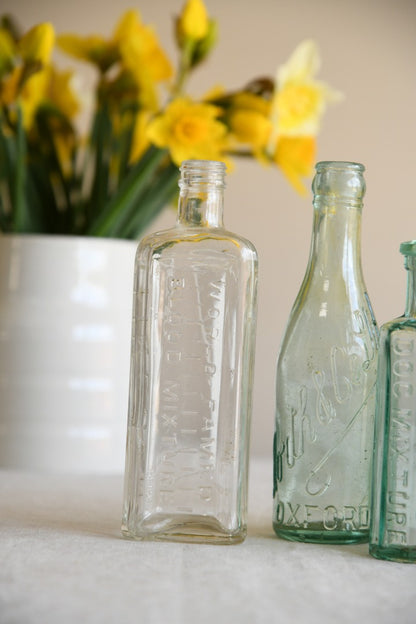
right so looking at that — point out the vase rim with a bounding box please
[0,233,138,247]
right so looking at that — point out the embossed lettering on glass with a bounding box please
[122,160,258,543]
[273,161,379,543]
[370,241,416,562]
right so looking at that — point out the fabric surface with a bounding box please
[1,458,415,624]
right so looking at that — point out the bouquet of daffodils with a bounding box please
[0,0,340,239]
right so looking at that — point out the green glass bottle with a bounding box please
[273,161,379,544]
[370,241,416,562]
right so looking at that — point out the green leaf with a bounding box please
[121,162,178,240]
[33,107,75,233]
[87,146,168,238]
[26,157,60,233]
[87,103,112,223]
[0,122,15,231]
[114,103,139,188]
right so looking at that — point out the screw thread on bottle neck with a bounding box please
[178,160,226,227]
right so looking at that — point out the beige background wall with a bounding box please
[7,0,416,456]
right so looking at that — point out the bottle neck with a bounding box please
[308,201,363,278]
[308,161,365,280]
[177,160,226,228]
[177,187,224,227]
[404,255,416,317]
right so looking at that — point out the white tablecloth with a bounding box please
[1,458,415,624]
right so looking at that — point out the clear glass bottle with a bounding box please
[273,161,379,544]
[370,240,416,563]
[122,159,258,544]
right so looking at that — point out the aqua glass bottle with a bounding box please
[122,159,258,544]
[273,161,379,544]
[370,241,416,563]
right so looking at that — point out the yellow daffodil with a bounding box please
[115,10,172,83]
[0,27,16,77]
[147,97,227,165]
[0,5,343,244]
[0,66,49,129]
[174,0,216,79]
[227,92,272,152]
[0,65,78,131]
[230,92,270,117]
[0,22,56,125]
[45,67,80,120]
[230,109,271,149]
[113,10,172,111]
[178,0,209,40]
[58,10,172,114]
[19,69,50,128]
[58,9,172,85]
[274,135,316,195]
[0,66,20,106]
[18,22,55,67]
[270,40,342,137]
[57,33,118,73]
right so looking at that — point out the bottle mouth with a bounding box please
[400,240,416,256]
[179,160,227,190]
[313,160,366,203]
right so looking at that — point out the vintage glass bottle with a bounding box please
[122,159,258,544]
[273,161,379,543]
[370,241,416,562]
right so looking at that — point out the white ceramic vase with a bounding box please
[0,235,137,473]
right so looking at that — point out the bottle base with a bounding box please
[273,522,369,545]
[122,513,246,545]
[369,544,416,563]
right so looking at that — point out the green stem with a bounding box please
[171,39,194,97]
[13,106,28,232]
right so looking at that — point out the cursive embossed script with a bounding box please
[275,306,378,498]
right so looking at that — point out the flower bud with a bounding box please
[179,0,209,41]
[190,18,217,66]
[19,22,55,66]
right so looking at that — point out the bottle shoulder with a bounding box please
[137,225,258,259]
[381,315,416,334]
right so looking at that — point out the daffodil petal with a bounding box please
[278,39,320,86]
[0,28,16,76]
[19,22,55,66]
[146,97,227,165]
[274,135,316,195]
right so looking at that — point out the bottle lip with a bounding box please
[180,159,227,174]
[312,160,366,203]
[180,159,227,171]
[400,240,416,256]
[315,161,365,173]
[179,159,227,190]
